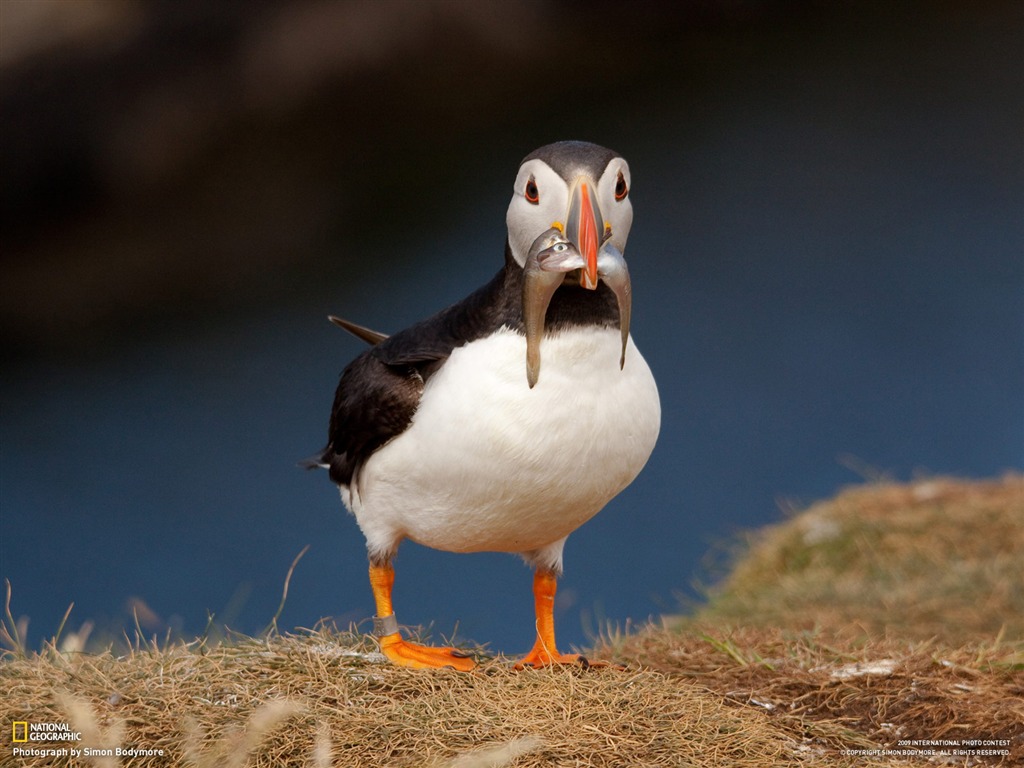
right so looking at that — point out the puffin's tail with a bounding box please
[328,315,389,345]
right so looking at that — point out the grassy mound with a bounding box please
[3,475,1022,766]
[693,475,1024,642]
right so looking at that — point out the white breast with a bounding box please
[344,326,660,560]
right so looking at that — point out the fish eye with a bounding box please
[525,176,539,204]
[614,171,628,201]
[552,243,567,252]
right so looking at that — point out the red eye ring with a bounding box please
[614,171,628,201]
[525,176,539,204]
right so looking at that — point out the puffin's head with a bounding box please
[506,141,632,288]
[508,141,635,388]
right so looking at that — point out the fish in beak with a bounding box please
[598,242,631,371]
[522,227,632,388]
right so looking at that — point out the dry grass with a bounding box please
[5,626,1020,767]
[598,625,1024,766]
[3,475,1023,766]
[3,629,810,768]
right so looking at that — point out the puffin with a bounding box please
[310,141,660,670]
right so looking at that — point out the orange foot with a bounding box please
[514,647,594,670]
[378,632,476,671]
[513,642,616,670]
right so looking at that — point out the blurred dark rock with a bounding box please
[1,0,735,358]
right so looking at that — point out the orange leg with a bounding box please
[514,569,602,669]
[368,562,475,671]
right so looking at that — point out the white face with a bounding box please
[506,156,633,268]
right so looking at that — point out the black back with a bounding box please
[319,244,620,487]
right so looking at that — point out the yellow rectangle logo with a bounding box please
[12,722,28,742]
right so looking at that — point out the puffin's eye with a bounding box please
[525,176,540,204]
[614,171,628,201]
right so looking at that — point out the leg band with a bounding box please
[373,613,399,637]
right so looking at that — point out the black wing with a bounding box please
[316,259,519,487]
[321,351,424,485]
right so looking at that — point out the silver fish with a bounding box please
[523,229,580,388]
[597,242,631,370]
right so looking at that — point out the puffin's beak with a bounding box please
[565,178,602,290]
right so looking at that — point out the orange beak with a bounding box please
[566,179,602,289]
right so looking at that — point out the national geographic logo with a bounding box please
[11,720,82,742]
